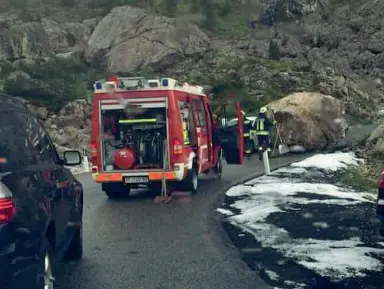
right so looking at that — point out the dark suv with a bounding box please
[0,94,84,289]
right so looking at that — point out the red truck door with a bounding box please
[191,97,211,172]
[215,102,244,165]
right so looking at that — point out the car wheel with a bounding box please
[37,238,54,289]
[183,167,198,194]
[64,225,83,261]
[103,183,130,198]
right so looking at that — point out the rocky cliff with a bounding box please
[1,0,384,153]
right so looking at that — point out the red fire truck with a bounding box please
[90,76,244,198]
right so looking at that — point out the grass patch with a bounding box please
[261,59,292,72]
[339,165,378,194]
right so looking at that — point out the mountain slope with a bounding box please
[0,0,382,121]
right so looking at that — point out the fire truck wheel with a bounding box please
[102,183,130,198]
[184,168,198,194]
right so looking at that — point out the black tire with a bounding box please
[64,225,83,261]
[37,238,55,289]
[103,183,130,198]
[183,167,198,194]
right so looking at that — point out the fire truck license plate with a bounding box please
[124,177,149,183]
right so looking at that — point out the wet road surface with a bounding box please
[55,154,306,289]
[219,155,384,289]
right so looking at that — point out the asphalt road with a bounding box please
[220,157,384,289]
[55,154,306,289]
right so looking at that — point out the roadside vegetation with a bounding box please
[0,0,362,116]
[339,161,379,195]
[1,57,106,111]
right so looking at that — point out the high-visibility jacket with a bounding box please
[254,113,274,135]
[243,117,252,138]
[182,120,190,144]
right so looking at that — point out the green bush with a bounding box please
[268,40,281,60]
[3,57,105,111]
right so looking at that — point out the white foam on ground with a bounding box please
[273,166,308,175]
[291,152,361,171]
[265,270,279,280]
[220,152,383,281]
[216,208,234,216]
[227,181,372,202]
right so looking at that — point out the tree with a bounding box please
[199,0,216,29]
[162,0,178,17]
[268,40,281,60]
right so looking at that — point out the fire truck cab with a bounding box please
[90,76,244,198]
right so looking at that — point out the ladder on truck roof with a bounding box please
[93,76,205,95]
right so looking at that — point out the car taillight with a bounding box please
[173,138,183,155]
[0,183,15,224]
[90,142,97,157]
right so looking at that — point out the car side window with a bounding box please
[0,110,38,172]
[24,113,61,165]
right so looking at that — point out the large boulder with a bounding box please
[363,124,384,155]
[267,92,347,151]
[0,18,95,60]
[85,6,210,72]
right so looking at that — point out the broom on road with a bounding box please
[154,139,172,204]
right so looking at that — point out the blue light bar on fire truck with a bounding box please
[94,81,117,92]
[161,78,204,94]
[95,81,102,89]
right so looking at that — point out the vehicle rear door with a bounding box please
[215,103,244,165]
[191,97,210,172]
[23,112,73,253]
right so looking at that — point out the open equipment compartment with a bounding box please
[100,98,168,172]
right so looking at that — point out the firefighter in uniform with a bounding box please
[255,106,276,160]
[241,111,253,156]
[181,111,191,145]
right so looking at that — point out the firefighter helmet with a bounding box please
[259,106,267,113]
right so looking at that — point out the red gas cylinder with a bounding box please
[113,148,136,170]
